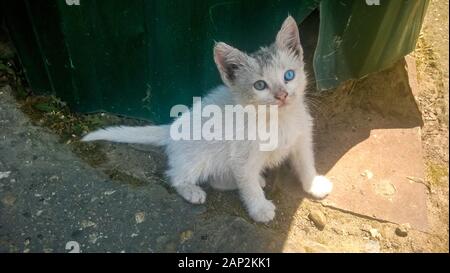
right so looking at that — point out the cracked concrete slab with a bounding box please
[318,59,427,231]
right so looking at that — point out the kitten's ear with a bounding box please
[276,16,302,57]
[214,42,250,86]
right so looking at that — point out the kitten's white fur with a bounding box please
[82,16,332,223]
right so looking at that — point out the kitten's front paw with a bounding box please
[176,185,207,204]
[304,176,333,199]
[248,199,276,223]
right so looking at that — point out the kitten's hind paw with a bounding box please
[304,176,333,199]
[176,185,207,204]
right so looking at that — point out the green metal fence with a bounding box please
[3,0,429,123]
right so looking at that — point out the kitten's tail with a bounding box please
[81,125,170,146]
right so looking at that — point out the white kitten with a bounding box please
[82,16,332,223]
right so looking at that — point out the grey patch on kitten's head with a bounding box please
[213,16,307,106]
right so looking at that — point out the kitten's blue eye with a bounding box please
[253,80,267,91]
[284,70,295,82]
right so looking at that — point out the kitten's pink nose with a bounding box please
[275,90,288,101]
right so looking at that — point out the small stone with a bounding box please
[369,228,381,239]
[43,248,53,253]
[36,210,44,217]
[1,194,16,206]
[361,170,374,180]
[104,190,116,196]
[180,230,193,244]
[395,223,411,237]
[0,171,11,180]
[81,220,96,229]
[49,175,59,182]
[135,212,145,224]
[308,210,327,230]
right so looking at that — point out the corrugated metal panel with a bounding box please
[315,0,429,90]
[3,0,428,123]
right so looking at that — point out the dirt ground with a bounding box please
[0,1,448,253]
[410,0,449,253]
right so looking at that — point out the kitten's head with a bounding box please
[214,16,307,107]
